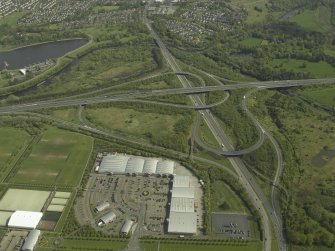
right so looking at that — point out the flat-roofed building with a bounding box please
[171,187,194,198]
[173,176,190,188]
[170,197,194,213]
[167,212,197,235]
[8,211,43,229]
[22,229,40,251]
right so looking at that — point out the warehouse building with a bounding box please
[120,220,134,235]
[97,154,175,175]
[167,176,197,235]
[21,229,40,251]
[98,212,116,226]
[94,201,110,213]
[7,211,43,229]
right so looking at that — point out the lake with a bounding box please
[0,39,88,70]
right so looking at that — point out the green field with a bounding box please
[0,11,27,27]
[11,127,92,186]
[299,86,335,107]
[211,180,248,214]
[92,5,119,13]
[85,106,182,140]
[141,241,262,251]
[230,0,272,24]
[290,6,334,33]
[268,59,335,78]
[240,38,263,48]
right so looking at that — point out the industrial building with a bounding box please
[98,212,116,226]
[120,220,134,235]
[97,154,175,175]
[21,229,40,251]
[7,211,43,229]
[167,176,197,235]
[94,201,110,213]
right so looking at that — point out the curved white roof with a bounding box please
[156,160,174,174]
[120,220,134,234]
[8,211,43,229]
[125,158,144,173]
[143,159,158,174]
[100,212,116,224]
[99,155,129,173]
[22,229,40,251]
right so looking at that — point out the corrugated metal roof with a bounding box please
[22,229,40,251]
[125,158,145,173]
[173,176,190,188]
[143,158,158,174]
[170,197,195,213]
[168,212,197,234]
[95,201,110,212]
[156,160,174,174]
[120,220,134,234]
[171,187,195,198]
[99,212,116,224]
[99,155,129,173]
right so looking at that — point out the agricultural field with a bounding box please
[141,241,262,251]
[240,38,263,48]
[299,86,335,107]
[290,6,334,33]
[10,127,93,186]
[268,59,335,78]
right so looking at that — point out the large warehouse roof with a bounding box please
[8,211,43,229]
[171,187,195,198]
[22,229,40,251]
[173,176,190,188]
[168,212,197,234]
[98,154,174,175]
[170,197,194,213]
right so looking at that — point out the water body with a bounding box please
[0,39,88,70]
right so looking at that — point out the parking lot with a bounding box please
[75,174,171,236]
[211,213,250,239]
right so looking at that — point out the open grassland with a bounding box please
[290,246,335,251]
[141,241,262,251]
[84,107,180,141]
[0,11,27,27]
[290,6,334,33]
[0,127,30,181]
[38,45,156,97]
[268,59,335,78]
[49,108,79,123]
[36,238,127,251]
[92,5,119,13]
[299,86,335,107]
[11,127,92,186]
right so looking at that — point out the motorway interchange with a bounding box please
[1,7,335,251]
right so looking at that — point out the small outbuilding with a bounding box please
[94,201,110,213]
[21,229,40,251]
[98,212,116,226]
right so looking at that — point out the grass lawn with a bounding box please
[0,11,27,27]
[50,108,79,123]
[11,127,93,186]
[290,6,334,33]
[0,127,30,181]
[141,241,262,251]
[290,246,335,251]
[240,38,263,48]
[324,48,335,57]
[36,239,127,251]
[299,86,335,107]
[211,180,248,214]
[268,59,335,78]
[84,107,183,142]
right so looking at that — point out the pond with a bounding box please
[0,39,88,70]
